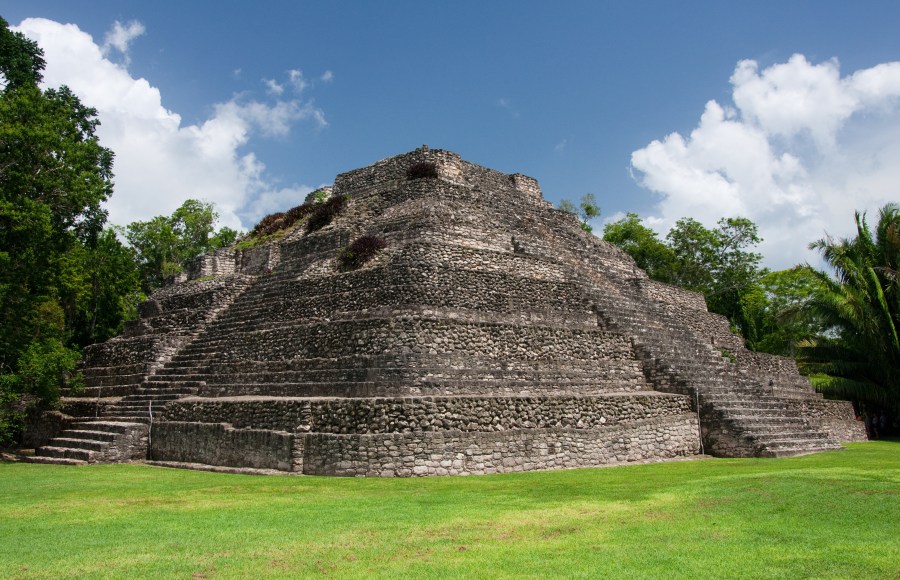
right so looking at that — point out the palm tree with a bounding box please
[801,203,900,412]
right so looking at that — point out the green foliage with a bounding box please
[603,213,764,336]
[126,199,239,292]
[664,217,765,334]
[0,337,81,446]
[558,194,601,233]
[210,226,241,249]
[337,235,387,271]
[0,17,45,90]
[0,18,138,444]
[72,228,143,347]
[718,348,737,363]
[602,213,676,282]
[0,389,27,447]
[313,188,330,203]
[740,266,825,355]
[799,203,900,411]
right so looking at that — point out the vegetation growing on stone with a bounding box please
[557,193,600,233]
[250,212,287,238]
[406,161,438,180]
[337,235,387,271]
[250,193,331,240]
[306,194,347,232]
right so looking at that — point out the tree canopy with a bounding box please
[0,18,140,445]
[126,199,240,293]
[603,213,765,335]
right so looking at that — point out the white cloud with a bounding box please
[101,20,145,63]
[320,70,334,83]
[263,78,284,96]
[631,54,900,269]
[288,69,307,93]
[14,18,324,231]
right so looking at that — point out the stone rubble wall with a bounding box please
[161,393,691,433]
[151,395,699,475]
[637,279,708,312]
[190,352,649,398]
[204,316,642,365]
[301,415,699,476]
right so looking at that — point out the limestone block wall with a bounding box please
[150,422,294,471]
[22,410,71,449]
[184,248,237,279]
[784,399,867,442]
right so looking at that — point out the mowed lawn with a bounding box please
[1,441,898,579]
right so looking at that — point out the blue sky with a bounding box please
[5,1,900,268]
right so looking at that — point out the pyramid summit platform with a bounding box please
[27,147,866,475]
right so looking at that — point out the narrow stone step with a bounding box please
[35,446,94,462]
[77,420,149,431]
[49,437,110,452]
[24,456,87,466]
[63,429,120,442]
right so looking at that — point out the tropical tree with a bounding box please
[739,265,825,356]
[602,212,676,283]
[0,18,126,444]
[126,199,240,292]
[603,213,765,335]
[800,203,900,410]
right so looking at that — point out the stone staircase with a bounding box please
[503,210,845,458]
[584,279,841,457]
[27,384,200,465]
[30,275,260,465]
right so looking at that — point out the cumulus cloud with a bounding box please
[14,18,324,231]
[320,70,334,83]
[631,54,900,269]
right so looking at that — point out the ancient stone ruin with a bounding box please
[27,147,866,475]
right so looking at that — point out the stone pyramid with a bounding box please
[28,147,865,475]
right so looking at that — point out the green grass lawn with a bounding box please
[1,441,898,579]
